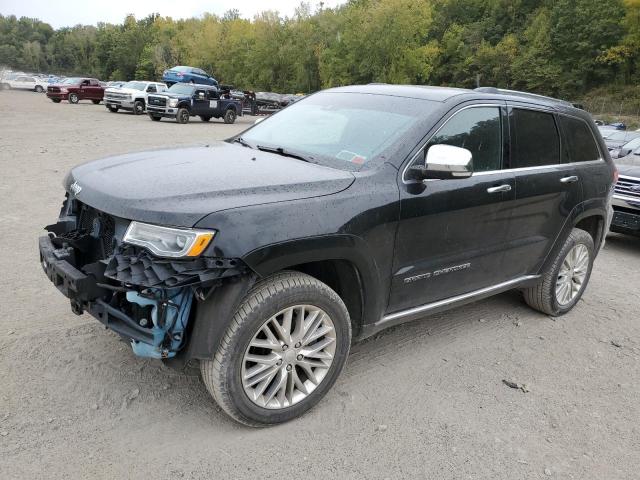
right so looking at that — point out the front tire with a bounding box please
[149,114,161,121]
[223,108,237,124]
[523,228,594,316]
[176,107,190,124]
[133,99,144,114]
[200,271,351,426]
[68,93,79,104]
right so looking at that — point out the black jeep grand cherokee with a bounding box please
[40,85,615,426]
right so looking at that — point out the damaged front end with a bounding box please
[39,195,245,359]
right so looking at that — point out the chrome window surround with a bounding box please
[401,104,605,184]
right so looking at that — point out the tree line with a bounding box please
[1,0,639,98]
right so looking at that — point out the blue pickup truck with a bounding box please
[146,83,242,124]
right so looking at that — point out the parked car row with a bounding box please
[42,74,243,124]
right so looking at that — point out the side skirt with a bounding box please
[359,275,540,340]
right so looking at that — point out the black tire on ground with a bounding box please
[223,108,237,124]
[522,228,595,316]
[133,99,144,114]
[92,99,101,104]
[199,115,211,122]
[35,85,44,93]
[176,107,190,124]
[68,93,79,104]
[51,99,61,103]
[107,105,119,113]
[200,271,352,426]
[149,114,161,121]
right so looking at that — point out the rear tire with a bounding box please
[133,99,144,114]
[200,271,351,426]
[523,228,595,316]
[176,107,190,124]
[223,108,237,124]
[68,93,79,104]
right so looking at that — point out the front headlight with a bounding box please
[123,221,215,258]
[168,98,178,107]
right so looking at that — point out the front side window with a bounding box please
[509,108,560,168]
[559,116,601,162]
[427,106,502,172]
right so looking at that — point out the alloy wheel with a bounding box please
[241,305,336,409]
[555,244,589,306]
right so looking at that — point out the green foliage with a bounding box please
[0,0,638,96]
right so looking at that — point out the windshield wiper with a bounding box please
[256,145,311,163]
[233,137,253,148]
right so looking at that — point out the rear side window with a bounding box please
[428,106,503,172]
[559,116,601,162]
[509,108,560,168]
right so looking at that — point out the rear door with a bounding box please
[388,103,517,313]
[500,104,583,279]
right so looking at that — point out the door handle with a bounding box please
[560,175,579,183]
[487,184,512,193]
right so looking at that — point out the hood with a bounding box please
[150,91,190,100]
[105,87,141,94]
[66,142,355,227]
[615,154,640,178]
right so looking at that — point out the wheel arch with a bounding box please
[242,235,383,339]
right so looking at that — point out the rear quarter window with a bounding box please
[559,115,601,162]
[509,108,561,168]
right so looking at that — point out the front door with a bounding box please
[192,89,209,115]
[388,104,517,313]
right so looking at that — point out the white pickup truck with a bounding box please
[1,74,49,92]
[104,80,168,114]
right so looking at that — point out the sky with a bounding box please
[1,0,347,28]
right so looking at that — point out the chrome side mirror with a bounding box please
[406,144,473,181]
[426,144,473,178]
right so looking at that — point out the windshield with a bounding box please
[123,81,146,90]
[241,92,429,167]
[167,83,194,95]
[61,77,82,84]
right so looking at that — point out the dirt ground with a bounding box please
[0,90,638,479]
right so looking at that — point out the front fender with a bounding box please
[243,234,385,332]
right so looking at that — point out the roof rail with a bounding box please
[474,87,573,108]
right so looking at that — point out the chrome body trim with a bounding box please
[381,275,539,323]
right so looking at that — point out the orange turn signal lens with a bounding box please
[186,233,214,257]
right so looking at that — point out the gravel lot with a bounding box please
[1,90,639,479]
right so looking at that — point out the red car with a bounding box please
[46,77,104,104]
